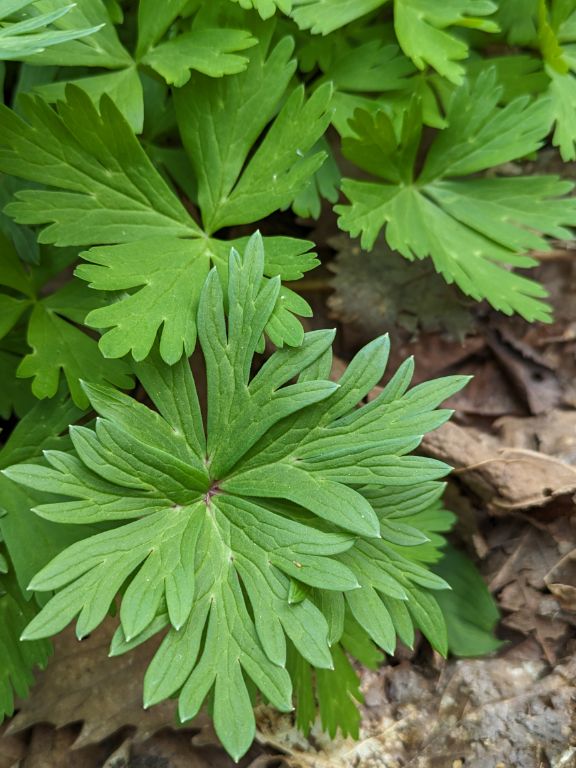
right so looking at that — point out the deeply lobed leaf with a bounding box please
[0,73,326,361]
[5,234,469,759]
[336,70,576,321]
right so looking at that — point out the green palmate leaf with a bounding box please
[394,0,499,84]
[0,390,95,724]
[291,138,341,220]
[138,4,259,87]
[0,83,319,360]
[495,0,576,161]
[465,55,550,102]
[289,620,379,740]
[75,239,211,364]
[33,66,145,136]
[0,384,80,469]
[174,35,333,233]
[24,1,260,131]
[0,175,40,265]
[75,235,318,363]
[315,40,416,94]
[547,66,576,160]
[0,86,200,245]
[496,0,538,44]
[0,0,102,60]
[5,234,470,761]
[136,0,191,58]
[0,230,34,297]
[18,297,133,409]
[313,38,432,134]
[291,0,389,35]
[336,70,576,322]
[0,293,28,339]
[338,488,456,656]
[0,347,36,419]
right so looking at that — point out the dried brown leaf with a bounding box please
[5,618,207,748]
[0,722,25,768]
[422,422,576,511]
[496,410,576,464]
[327,236,473,341]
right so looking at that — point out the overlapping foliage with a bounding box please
[6,235,469,758]
[0,0,571,760]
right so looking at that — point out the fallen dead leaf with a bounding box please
[5,617,203,748]
[16,724,112,768]
[0,722,25,768]
[485,520,576,663]
[327,235,473,339]
[485,324,563,415]
[421,422,576,511]
[496,410,576,464]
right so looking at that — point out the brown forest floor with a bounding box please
[1,151,575,768]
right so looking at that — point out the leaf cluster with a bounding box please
[6,235,481,758]
[0,0,558,758]
[0,0,573,328]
